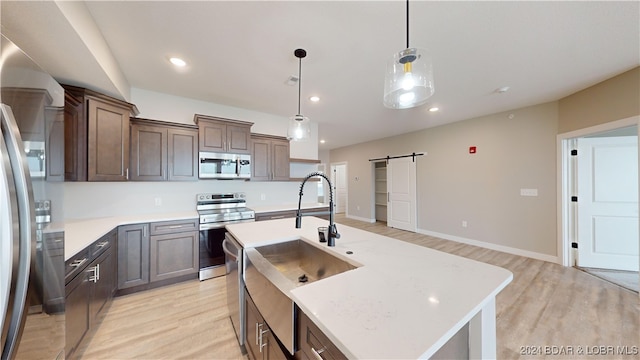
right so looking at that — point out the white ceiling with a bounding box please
[2,1,639,151]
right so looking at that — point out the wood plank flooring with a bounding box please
[77,215,639,359]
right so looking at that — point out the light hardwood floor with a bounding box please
[78,215,639,359]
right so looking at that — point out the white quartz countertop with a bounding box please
[63,211,198,261]
[226,217,513,359]
[250,202,328,214]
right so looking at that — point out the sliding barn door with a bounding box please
[387,157,417,232]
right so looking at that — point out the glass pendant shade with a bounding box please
[287,114,311,141]
[383,47,434,109]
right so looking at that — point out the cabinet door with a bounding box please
[45,106,65,181]
[130,123,167,181]
[199,120,226,152]
[43,232,65,314]
[227,124,251,154]
[168,128,198,181]
[87,97,130,181]
[251,138,271,181]
[296,308,347,360]
[149,231,198,282]
[65,268,90,358]
[271,139,290,181]
[117,224,150,289]
[89,246,116,327]
[64,92,86,181]
[245,290,263,360]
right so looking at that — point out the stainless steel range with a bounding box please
[197,192,254,280]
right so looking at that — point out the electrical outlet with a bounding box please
[260,194,266,200]
[462,220,467,228]
[154,197,162,206]
[357,205,360,211]
[520,188,538,197]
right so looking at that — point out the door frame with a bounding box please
[557,115,640,268]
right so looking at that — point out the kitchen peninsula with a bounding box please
[226,217,513,359]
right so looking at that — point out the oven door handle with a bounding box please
[222,239,238,261]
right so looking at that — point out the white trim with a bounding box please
[346,214,376,223]
[556,115,640,268]
[416,228,559,264]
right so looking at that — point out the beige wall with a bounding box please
[331,102,559,257]
[559,67,640,133]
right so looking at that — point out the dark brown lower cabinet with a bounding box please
[117,223,150,289]
[65,230,117,359]
[149,225,198,282]
[295,306,347,360]
[245,289,288,360]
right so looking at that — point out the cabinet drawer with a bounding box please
[255,210,296,222]
[296,307,347,360]
[65,248,90,284]
[149,218,198,235]
[92,229,116,258]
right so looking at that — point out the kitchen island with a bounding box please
[226,216,513,359]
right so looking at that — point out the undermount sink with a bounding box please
[254,239,358,285]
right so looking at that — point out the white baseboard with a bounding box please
[416,228,560,264]
[345,214,376,223]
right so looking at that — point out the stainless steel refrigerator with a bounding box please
[1,34,65,359]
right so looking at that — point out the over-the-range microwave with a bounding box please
[199,152,251,179]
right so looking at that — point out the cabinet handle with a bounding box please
[311,347,326,360]
[70,258,87,268]
[89,265,98,283]
[269,215,286,220]
[255,322,260,346]
[168,225,183,229]
[97,263,101,281]
[259,326,270,353]
[143,226,147,237]
[126,168,129,180]
[96,241,109,248]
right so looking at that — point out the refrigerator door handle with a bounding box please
[0,104,35,359]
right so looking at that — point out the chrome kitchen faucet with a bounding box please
[295,172,340,246]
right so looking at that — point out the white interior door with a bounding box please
[387,157,417,232]
[577,136,639,271]
[332,164,347,214]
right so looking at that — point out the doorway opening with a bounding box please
[558,117,639,293]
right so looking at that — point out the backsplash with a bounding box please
[63,180,318,220]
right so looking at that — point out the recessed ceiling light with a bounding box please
[169,57,187,67]
[309,96,320,102]
[320,139,326,144]
[496,86,510,93]
[428,107,439,112]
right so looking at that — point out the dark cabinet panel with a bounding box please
[194,114,253,154]
[167,127,198,180]
[130,122,167,181]
[45,106,65,181]
[117,224,150,289]
[149,231,198,282]
[65,267,90,358]
[62,85,137,181]
[245,289,288,360]
[251,134,290,181]
[130,118,198,181]
[296,307,347,360]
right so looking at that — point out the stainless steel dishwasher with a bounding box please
[222,233,245,352]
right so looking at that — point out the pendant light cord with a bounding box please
[297,56,302,115]
[406,0,409,49]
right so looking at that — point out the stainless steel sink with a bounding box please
[243,238,359,355]
[254,239,357,285]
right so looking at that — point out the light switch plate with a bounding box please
[520,188,538,197]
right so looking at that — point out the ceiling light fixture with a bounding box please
[309,96,320,102]
[169,57,186,67]
[383,0,434,109]
[287,49,311,142]
[428,107,439,112]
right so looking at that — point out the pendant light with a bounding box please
[287,48,311,141]
[383,0,434,109]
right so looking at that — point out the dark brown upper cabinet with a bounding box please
[130,118,198,181]
[62,85,139,181]
[251,133,290,181]
[194,114,253,154]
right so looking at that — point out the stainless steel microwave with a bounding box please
[199,152,251,179]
